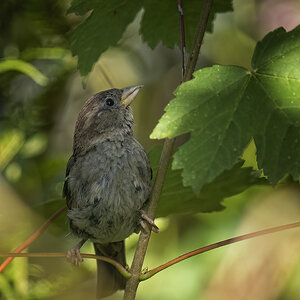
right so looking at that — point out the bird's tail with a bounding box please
[93,241,126,299]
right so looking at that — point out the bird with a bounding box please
[63,85,158,298]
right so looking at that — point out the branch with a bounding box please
[183,0,214,82]
[123,140,175,299]
[2,221,299,282]
[0,252,131,279]
[177,0,186,77]
[139,221,300,281]
[0,205,67,273]
[123,1,214,299]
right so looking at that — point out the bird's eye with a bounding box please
[106,98,114,106]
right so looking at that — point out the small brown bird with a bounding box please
[63,85,158,298]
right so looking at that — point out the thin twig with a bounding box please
[177,0,186,77]
[0,205,67,273]
[123,1,214,299]
[0,252,131,279]
[139,221,300,280]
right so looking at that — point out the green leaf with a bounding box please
[151,26,300,192]
[249,26,300,183]
[0,59,48,86]
[140,0,232,50]
[69,0,232,76]
[68,0,142,77]
[148,147,266,217]
[151,65,251,192]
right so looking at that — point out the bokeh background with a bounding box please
[0,0,300,299]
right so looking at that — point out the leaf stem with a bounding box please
[139,221,300,281]
[0,252,131,279]
[123,1,214,299]
[0,205,67,273]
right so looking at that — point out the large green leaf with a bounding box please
[148,147,266,217]
[68,0,142,77]
[251,27,300,182]
[151,26,300,192]
[140,0,232,50]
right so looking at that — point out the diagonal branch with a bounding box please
[123,1,214,299]
[183,0,213,82]
[139,220,300,280]
[0,205,67,273]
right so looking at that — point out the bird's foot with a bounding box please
[66,239,86,267]
[66,248,83,266]
[140,210,159,233]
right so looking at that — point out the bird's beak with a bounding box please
[121,85,143,106]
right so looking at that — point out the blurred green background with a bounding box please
[0,0,300,299]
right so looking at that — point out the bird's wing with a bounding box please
[63,154,76,208]
[131,138,152,182]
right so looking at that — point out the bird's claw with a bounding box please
[140,210,159,233]
[66,248,83,267]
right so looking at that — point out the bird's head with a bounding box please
[73,85,143,154]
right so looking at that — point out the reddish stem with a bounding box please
[0,205,67,272]
[139,221,300,280]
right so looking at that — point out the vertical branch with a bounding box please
[177,0,186,78]
[123,0,214,299]
[123,139,175,300]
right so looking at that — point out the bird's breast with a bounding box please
[67,137,151,243]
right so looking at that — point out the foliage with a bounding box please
[140,0,232,50]
[68,0,141,77]
[68,0,232,76]
[151,26,300,192]
[149,146,267,216]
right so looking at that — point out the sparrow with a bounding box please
[63,85,158,298]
